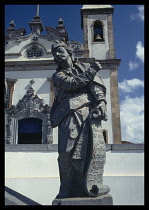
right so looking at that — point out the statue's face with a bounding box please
[52,46,69,64]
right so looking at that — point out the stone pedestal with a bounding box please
[52,194,113,205]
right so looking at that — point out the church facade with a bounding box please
[5,5,122,146]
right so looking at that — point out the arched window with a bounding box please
[94,20,104,42]
[102,129,108,143]
[26,45,43,58]
[18,118,42,144]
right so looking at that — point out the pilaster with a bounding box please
[107,14,116,59]
[82,14,89,58]
[110,70,122,144]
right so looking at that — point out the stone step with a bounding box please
[5,186,41,205]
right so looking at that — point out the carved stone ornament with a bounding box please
[67,40,84,52]
[5,82,52,144]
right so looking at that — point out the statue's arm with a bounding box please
[52,68,98,91]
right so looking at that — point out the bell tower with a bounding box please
[81,4,116,59]
[81,5,122,144]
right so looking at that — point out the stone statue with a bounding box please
[50,40,110,199]
[5,79,8,108]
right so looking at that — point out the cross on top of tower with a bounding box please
[36,5,39,17]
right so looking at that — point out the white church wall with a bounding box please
[5,149,144,182]
[5,151,59,178]
[5,147,144,205]
[5,70,54,105]
[98,69,113,143]
[53,127,58,144]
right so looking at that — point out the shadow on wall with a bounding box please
[24,80,50,94]
[36,80,50,94]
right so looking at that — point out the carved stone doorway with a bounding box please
[18,118,42,144]
[5,80,53,144]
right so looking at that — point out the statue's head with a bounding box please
[51,40,75,67]
[51,40,67,54]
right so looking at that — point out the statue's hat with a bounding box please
[51,40,67,53]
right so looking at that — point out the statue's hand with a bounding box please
[90,62,102,72]
[96,101,108,121]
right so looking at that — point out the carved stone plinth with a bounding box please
[52,194,113,205]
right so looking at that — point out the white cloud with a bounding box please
[118,78,144,93]
[137,5,144,21]
[120,96,144,143]
[130,5,144,21]
[119,78,144,143]
[128,41,144,71]
[136,41,144,63]
[128,61,139,71]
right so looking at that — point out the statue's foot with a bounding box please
[55,194,74,199]
[55,187,75,199]
[89,184,110,197]
[55,192,74,199]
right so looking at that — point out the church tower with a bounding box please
[81,5,122,144]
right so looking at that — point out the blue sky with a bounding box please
[5,5,144,143]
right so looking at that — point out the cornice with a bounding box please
[5,58,121,71]
[81,7,114,15]
[78,58,121,70]
[99,59,121,70]
[5,59,57,71]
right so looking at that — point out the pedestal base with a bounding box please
[52,194,113,205]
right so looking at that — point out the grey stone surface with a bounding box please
[52,194,113,205]
[5,186,41,205]
[112,144,144,151]
[106,144,112,151]
[5,197,18,205]
[5,143,144,152]
[5,144,58,151]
